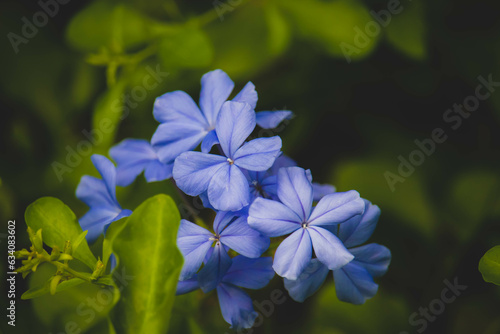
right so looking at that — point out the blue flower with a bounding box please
[177,256,275,330]
[76,154,132,242]
[248,166,365,280]
[283,200,391,304]
[176,210,269,292]
[151,69,291,165]
[109,139,173,186]
[173,101,282,211]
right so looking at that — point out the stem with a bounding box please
[53,262,93,282]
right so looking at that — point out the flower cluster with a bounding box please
[75,69,391,329]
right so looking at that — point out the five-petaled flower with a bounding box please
[173,101,282,211]
[248,166,365,280]
[284,199,391,304]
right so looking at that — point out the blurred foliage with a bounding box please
[1,0,500,333]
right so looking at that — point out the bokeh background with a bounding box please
[2,0,500,333]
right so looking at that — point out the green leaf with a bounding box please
[66,2,160,52]
[278,0,379,61]
[264,3,291,56]
[385,3,427,60]
[102,217,128,269]
[22,278,86,300]
[111,194,183,334]
[479,246,500,285]
[25,197,98,270]
[158,27,214,69]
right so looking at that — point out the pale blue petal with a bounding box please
[220,216,270,258]
[222,256,274,289]
[207,164,250,211]
[151,121,207,163]
[213,210,238,235]
[232,81,258,109]
[308,226,354,271]
[248,197,301,237]
[144,160,173,182]
[76,175,117,210]
[273,229,313,280]
[270,154,297,175]
[91,154,117,202]
[284,259,329,302]
[339,200,380,248]
[255,110,293,129]
[153,90,207,126]
[201,129,219,153]
[312,183,337,201]
[333,263,378,305]
[233,136,282,171]
[308,190,365,227]
[198,243,232,293]
[109,139,158,186]
[199,69,235,125]
[177,219,213,280]
[217,283,258,329]
[173,152,227,196]
[79,207,121,242]
[277,167,313,222]
[349,243,391,278]
[215,101,256,158]
[176,276,199,295]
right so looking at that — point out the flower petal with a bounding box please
[201,129,219,153]
[220,216,270,258]
[312,183,336,201]
[213,210,238,235]
[173,151,226,196]
[198,243,232,293]
[176,276,199,295]
[270,154,297,175]
[222,256,274,289]
[333,262,378,305]
[308,226,354,271]
[151,121,208,163]
[109,139,158,186]
[339,200,380,248]
[215,101,256,158]
[277,167,313,222]
[233,136,282,171]
[91,154,118,202]
[248,197,301,237]
[177,219,213,280]
[349,243,391,278]
[199,69,235,125]
[308,190,365,227]
[207,164,250,211]
[284,259,329,302]
[273,229,313,280]
[153,90,207,125]
[79,206,121,242]
[217,283,258,329]
[232,81,258,109]
[144,159,173,182]
[255,110,293,129]
[76,175,117,210]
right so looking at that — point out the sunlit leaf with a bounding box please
[25,197,97,270]
[479,246,500,286]
[111,194,183,334]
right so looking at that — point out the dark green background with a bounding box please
[1,0,500,333]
